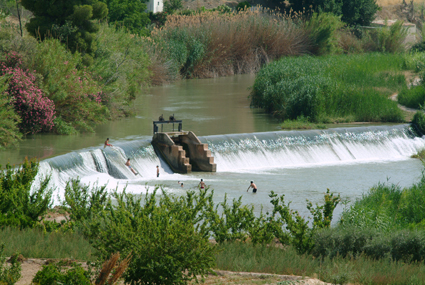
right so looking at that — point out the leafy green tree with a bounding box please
[20,0,108,58]
[100,0,150,35]
[83,188,218,285]
[340,0,379,26]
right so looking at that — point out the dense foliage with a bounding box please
[0,158,52,229]
[251,53,406,123]
[89,24,151,117]
[100,0,150,35]
[26,39,108,133]
[32,262,91,285]
[21,0,108,62]
[0,75,21,148]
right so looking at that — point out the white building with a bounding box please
[147,0,163,13]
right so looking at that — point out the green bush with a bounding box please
[398,85,425,109]
[0,75,21,148]
[412,112,425,135]
[32,262,91,285]
[63,178,108,223]
[236,1,251,11]
[305,13,344,55]
[0,158,52,229]
[362,21,408,53]
[0,243,21,285]
[411,41,425,53]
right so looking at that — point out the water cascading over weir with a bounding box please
[151,117,216,173]
[36,124,425,197]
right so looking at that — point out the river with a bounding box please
[2,74,425,221]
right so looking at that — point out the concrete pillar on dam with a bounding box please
[152,131,216,174]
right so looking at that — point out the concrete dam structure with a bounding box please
[151,118,216,173]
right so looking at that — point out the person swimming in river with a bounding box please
[247,181,257,193]
[198,179,206,189]
[104,138,113,148]
[125,158,138,176]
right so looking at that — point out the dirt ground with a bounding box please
[15,258,331,285]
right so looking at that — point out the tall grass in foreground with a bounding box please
[0,227,95,260]
[215,242,425,285]
[251,53,407,123]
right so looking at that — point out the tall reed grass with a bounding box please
[215,242,425,285]
[0,227,95,260]
[150,10,313,78]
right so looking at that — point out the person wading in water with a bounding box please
[247,181,257,193]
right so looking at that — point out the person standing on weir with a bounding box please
[156,165,160,177]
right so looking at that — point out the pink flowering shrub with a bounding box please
[0,52,55,134]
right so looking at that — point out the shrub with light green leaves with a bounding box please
[32,261,91,285]
[0,158,52,229]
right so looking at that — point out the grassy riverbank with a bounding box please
[251,53,411,124]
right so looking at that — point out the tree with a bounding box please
[100,0,150,35]
[164,0,183,13]
[340,0,379,26]
[20,0,108,59]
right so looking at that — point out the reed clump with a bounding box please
[151,9,312,78]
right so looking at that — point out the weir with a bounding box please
[36,124,425,197]
[151,118,216,173]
